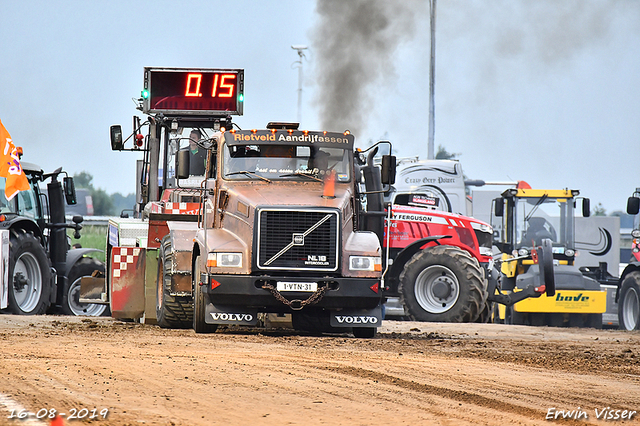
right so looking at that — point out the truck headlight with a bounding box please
[349,256,381,272]
[207,252,243,268]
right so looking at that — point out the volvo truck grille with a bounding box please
[256,209,339,271]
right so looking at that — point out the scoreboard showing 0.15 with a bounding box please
[143,67,244,116]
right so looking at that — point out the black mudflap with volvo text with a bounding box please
[329,306,382,328]
[206,304,259,326]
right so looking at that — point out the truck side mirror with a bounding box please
[381,155,396,185]
[582,198,590,217]
[110,125,124,150]
[63,176,77,205]
[493,198,503,217]
[628,196,640,215]
[176,149,190,179]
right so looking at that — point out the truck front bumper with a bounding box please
[202,274,382,311]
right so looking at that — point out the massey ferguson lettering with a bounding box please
[391,211,450,225]
[393,213,434,222]
[334,315,380,325]
[210,313,254,322]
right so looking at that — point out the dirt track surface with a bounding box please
[0,316,638,426]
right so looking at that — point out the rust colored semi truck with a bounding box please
[81,68,394,337]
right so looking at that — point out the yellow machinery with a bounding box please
[492,187,606,327]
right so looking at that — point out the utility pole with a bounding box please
[291,45,308,123]
[428,0,437,159]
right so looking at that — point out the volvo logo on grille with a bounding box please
[292,233,304,245]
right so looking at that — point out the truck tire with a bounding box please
[7,229,51,315]
[399,245,486,323]
[61,257,108,316]
[192,255,217,334]
[156,239,193,329]
[618,271,640,330]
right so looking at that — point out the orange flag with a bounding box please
[0,119,30,201]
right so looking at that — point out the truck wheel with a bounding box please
[399,245,486,322]
[618,271,640,330]
[352,327,376,338]
[7,229,51,315]
[156,238,193,329]
[192,255,217,334]
[61,257,108,316]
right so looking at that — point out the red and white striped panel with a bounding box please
[112,247,142,278]
[164,202,200,215]
[148,202,163,213]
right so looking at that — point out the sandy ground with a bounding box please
[0,315,637,426]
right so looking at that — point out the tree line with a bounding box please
[73,172,135,216]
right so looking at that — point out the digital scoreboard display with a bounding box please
[143,68,244,115]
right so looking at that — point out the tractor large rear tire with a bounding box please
[6,229,51,315]
[399,245,487,323]
[475,301,493,323]
[156,238,193,329]
[193,255,217,334]
[618,271,640,331]
[61,257,108,316]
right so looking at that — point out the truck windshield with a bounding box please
[515,196,574,249]
[222,144,351,182]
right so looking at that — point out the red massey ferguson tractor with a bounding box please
[382,203,493,322]
[356,147,554,323]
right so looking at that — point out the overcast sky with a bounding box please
[1,0,639,213]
